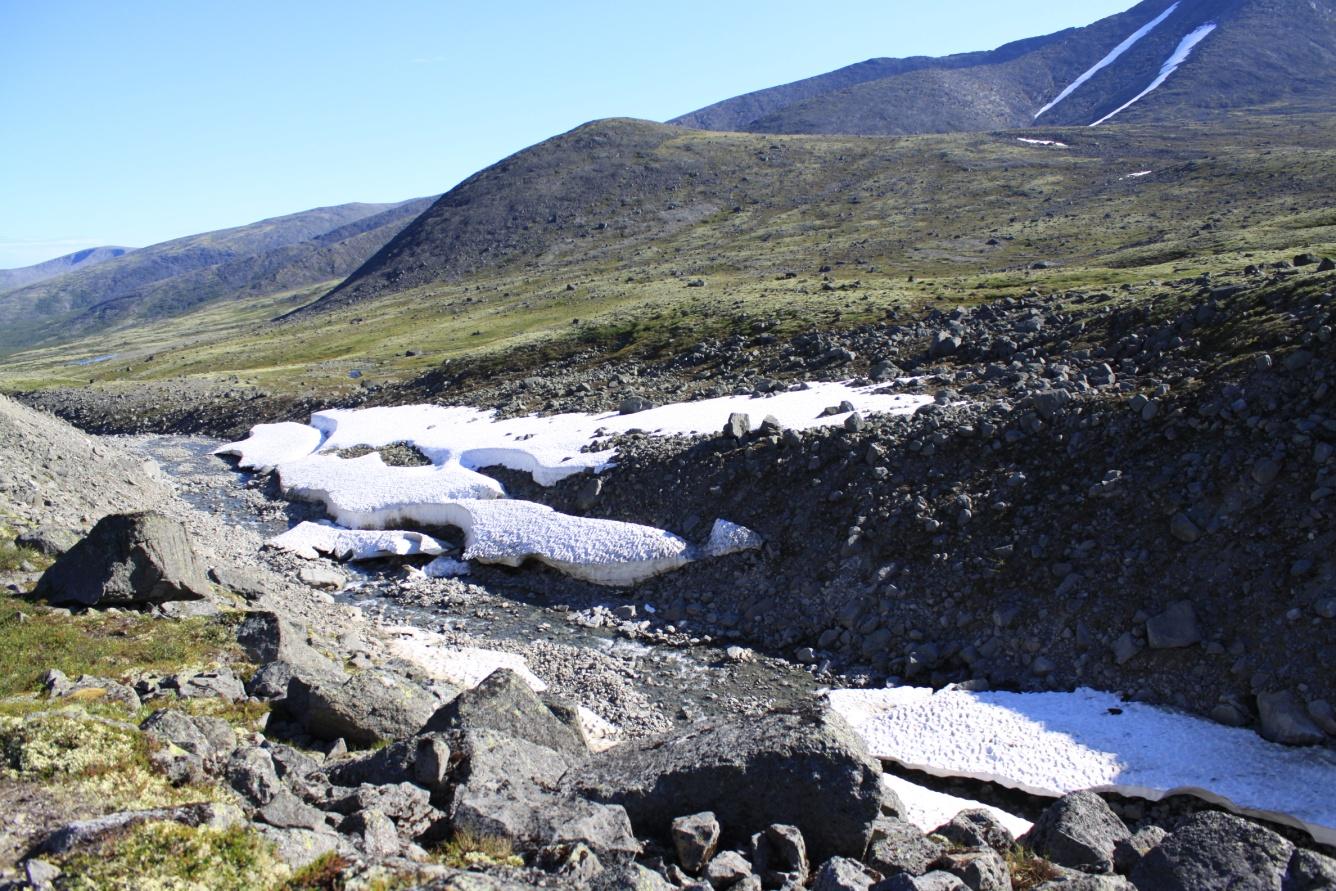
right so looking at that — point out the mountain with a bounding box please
[0,199,435,352]
[671,0,1336,135]
[299,110,1335,322]
[0,246,134,295]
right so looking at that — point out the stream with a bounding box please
[129,434,830,736]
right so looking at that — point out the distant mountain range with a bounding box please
[0,199,434,352]
[672,0,1336,135]
[0,246,134,295]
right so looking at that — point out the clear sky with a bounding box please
[0,0,1132,269]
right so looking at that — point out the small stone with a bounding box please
[1145,601,1201,649]
[1257,690,1326,745]
[811,856,881,891]
[1168,513,1201,543]
[673,812,722,874]
[298,565,345,590]
[705,850,752,888]
[724,413,752,440]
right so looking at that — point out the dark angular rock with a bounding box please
[935,849,1011,891]
[35,512,211,607]
[811,856,881,891]
[1130,811,1293,890]
[16,526,78,557]
[257,790,328,831]
[294,668,438,747]
[933,809,1015,854]
[562,705,883,863]
[866,817,943,879]
[1257,690,1327,746]
[877,872,969,890]
[673,811,721,874]
[1023,791,1128,874]
[1112,825,1166,874]
[423,668,586,759]
[226,746,283,806]
[704,850,752,888]
[1145,601,1201,650]
[1287,848,1336,890]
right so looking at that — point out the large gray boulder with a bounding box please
[866,817,944,879]
[561,705,884,863]
[35,512,211,607]
[446,725,637,859]
[237,611,346,699]
[1130,811,1293,890]
[423,668,587,759]
[1023,792,1128,874]
[292,668,438,747]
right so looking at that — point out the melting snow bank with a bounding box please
[882,774,1032,839]
[828,686,1336,845]
[1035,1,1181,119]
[221,381,928,585]
[1016,137,1069,148]
[1092,22,1218,127]
[269,521,446,561]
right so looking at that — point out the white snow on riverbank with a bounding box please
[828,686,1336,845]
[387,625,548,692]
[1035,2,1181,119]
[1092,22,1218,127]
[882,774,1032,839]
[268,521,446,561]
[220,382,922,585]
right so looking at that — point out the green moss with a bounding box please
[58,821,284,891]
[0,590,246,698]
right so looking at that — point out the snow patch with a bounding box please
[386,626,548,692]
[1121,170,1155,179]
[828,686,1336,845]
[224,382,919,585]
[1091,22,1218,127]
[216,422,324,473]
[1035,2,1181,119]
[882,774,1032,839]
[1016,138,1069,148]
[277,452,504,528]
[267,521,446,561]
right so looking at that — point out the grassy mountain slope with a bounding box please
[0,199,433,353]
[0,247,135,295]
[672,0,1336,136]
[2,113,1332,404]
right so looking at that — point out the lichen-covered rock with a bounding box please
[36,511,212,607]
[293,668,438,746]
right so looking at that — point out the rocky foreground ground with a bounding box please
[2,260,1336,889]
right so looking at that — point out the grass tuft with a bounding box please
[57,821,284,891]
[435,830,524,869]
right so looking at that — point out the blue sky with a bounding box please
[0,1,1131,268]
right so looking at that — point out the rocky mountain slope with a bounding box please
[672,0,1336,135]
[0,198,434,354]
[0,247,134,295]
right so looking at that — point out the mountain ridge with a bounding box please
[0,246,135,295]
[670,0,1336,136]
[0,199,435,353]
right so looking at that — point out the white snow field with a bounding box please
[1016,137,1069,148]
[1034,1,1181,119]
[220,382,928,585]
[828,686,1336,845]
[882,774,1032,839]
[1092,22,1218,127]
[269,521,446,561]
